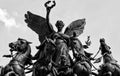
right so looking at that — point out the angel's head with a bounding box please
[55,20,65,32]
[100,38,105,43]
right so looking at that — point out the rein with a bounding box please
[97,52,111,60]
[74,50,98,70]
[80,53,98,70]
[93,49,101,59]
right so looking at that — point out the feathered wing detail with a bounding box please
[64,18,86,37]
[24,11,54,43]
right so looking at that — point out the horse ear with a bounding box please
[18,38,22,40]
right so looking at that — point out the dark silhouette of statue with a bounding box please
[32,38,57,76]
[69,32,94,76]
[24,0,88,76]
[94,38,120,76]
[1,38,32,76]
[99,38,111,55]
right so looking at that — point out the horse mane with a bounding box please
[35,39,55,61]
[71,37,83,48]
[36,42,46,60]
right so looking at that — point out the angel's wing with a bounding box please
[25,11,54,43]
[64,18,86,37]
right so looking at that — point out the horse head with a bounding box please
[32,38,56,76]
[71,37,83,51]
[9,38,32,52]
[36,37,56,63]
[44,37,56,59]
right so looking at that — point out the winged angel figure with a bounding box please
[24,0,86,44]
[24,1,87,76]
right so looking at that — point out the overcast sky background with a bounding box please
[0,0,120,75]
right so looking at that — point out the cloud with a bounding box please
[0,8,19,28]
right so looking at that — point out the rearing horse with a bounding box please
[97,38,120,76]
[32,38,56,76]
[1,38,32,76]
[70,37,93,76]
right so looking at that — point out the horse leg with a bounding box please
[12,65,25,76]
[91,72,98,76]
[73,63,84,75]
[47,73,53,76]
[4,71,18,76]
[73,62,91,76]
[74,74,77,76]
[103,72,112,76]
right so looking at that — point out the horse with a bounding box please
[97,53,120,76]
[0,38,32,76]
[70,37,93,76]
[50,33,74,76]
[32,36,73,76]
[32,38,57,76]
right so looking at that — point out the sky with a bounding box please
[0,0,120,75]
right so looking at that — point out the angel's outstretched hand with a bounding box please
[44,0,56,12]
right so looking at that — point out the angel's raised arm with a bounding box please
[44,1,56,31]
